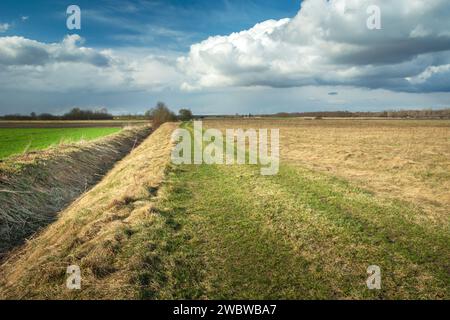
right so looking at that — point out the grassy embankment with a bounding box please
[0,123,177,299]
[0,120,448,299]
[0,126,152,259]
[0,127,122,159]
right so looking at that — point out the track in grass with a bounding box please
[131,160,449,299]
[0,127,121,159]
[124,122,449,299]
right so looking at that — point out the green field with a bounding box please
[0,127,121,159]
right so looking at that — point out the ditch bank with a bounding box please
[0,123,177,299]
[0,125,152,260]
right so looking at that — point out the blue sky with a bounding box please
[0,0,300,50]
[0,0,449,115]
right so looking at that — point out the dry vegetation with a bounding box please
[205,118,450,225]
[0,125,152,260]
[0,123,177,299]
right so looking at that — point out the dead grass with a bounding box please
[205,118,450,225]
[0,123,177,299]
[0,126,152,260]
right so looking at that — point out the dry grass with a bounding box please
[105,121,448,299]
[0,126,152,260]
[0,123,177,299]
[205,118,450,225]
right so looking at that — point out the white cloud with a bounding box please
[0,23,10,33]
[179,0,450,93]
[0,35,181,93]
[0,35,113,67]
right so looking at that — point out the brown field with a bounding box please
[205,118,450,225]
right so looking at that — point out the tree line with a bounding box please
[0,108,114,121]
[268,108,450,119]
[2,105,448,122]
[0,104,194,125]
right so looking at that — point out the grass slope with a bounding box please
[0,127,121,159]
[0,123,177,299]
[0,126,151,260]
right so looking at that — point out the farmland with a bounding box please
[0,127,122,159]
[0,120,150,129]
[0,119,448,300]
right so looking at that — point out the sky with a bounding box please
[0,0,449,115]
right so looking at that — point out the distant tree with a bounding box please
[63,107,113,120]
[178,108,193,121]
[30,112,37,119]
[147,102,176,129]
[37,113,58,120]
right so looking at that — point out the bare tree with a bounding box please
[147,102,176,129]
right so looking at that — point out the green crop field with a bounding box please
[0,127,121,159]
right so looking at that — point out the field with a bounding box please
[0,119,449,299]
[0,120,150,128]
[206,118,450,222]
[0,127,122,159]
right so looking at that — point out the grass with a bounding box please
[205,119,450,223]
[127,162,448,299]
[0,127,122,159]
[0,126,152,260]
[0,123,177,299]
[0,120,448,299]
[0,120,150,128]
[125,121,449,299]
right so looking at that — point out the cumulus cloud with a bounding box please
[0,35,111,66]
[0,23,9,33]
[0,35,180,93]
[178,0,450,93]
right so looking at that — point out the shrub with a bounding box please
[178,109,193,121]
[146,102,176,129]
